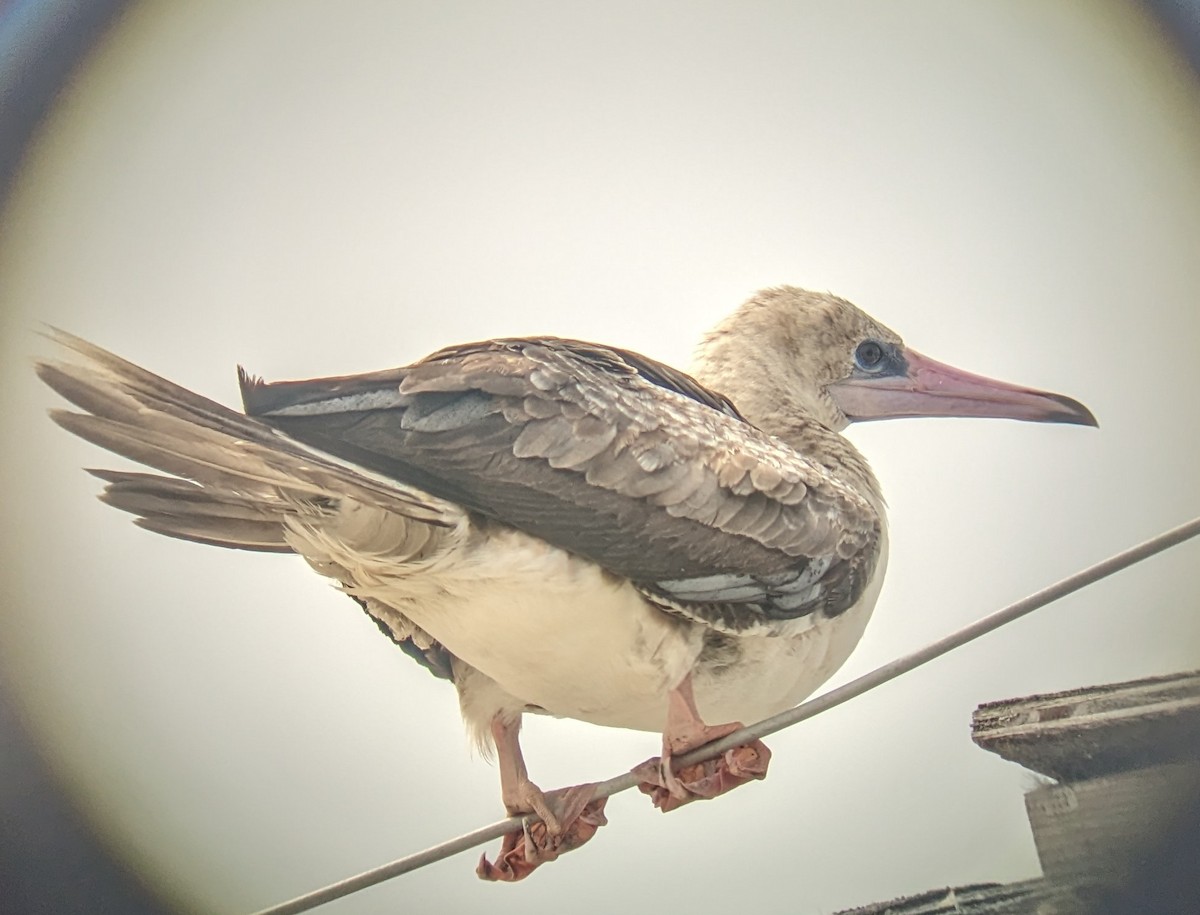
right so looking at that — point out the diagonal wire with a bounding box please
[249,515,1200,915]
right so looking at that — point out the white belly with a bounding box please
[287,502,888,736]
[405,532,708,729]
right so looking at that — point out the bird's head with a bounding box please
[695,286,1097,433]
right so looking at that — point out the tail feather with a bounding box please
[37,329,461,549]
[90,468,297,522]
[90,470,293,552]
[134,514,293,552]
[49,406,319,501]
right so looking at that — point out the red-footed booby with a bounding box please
[36,287,1095,880]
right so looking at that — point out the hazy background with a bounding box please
[2,2,1199,913]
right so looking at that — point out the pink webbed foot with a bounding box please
[477,783,608,882]
[477,715,608,881]
[633,725,771,812]
[632,675,771,812]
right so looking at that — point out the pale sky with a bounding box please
[2,3,1199,913]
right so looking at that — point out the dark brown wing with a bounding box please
[243,337,881,621]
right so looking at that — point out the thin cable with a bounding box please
[250,515,1200,915]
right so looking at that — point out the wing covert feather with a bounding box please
[249,337,881,621]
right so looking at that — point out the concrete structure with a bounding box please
[837,670,1200,914]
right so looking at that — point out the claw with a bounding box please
[480,715,608,881]
[477,785,608,881]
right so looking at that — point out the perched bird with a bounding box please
[37,287,1095,879]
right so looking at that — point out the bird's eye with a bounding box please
[854,340,885,371]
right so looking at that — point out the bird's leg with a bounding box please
[476,715,608,881]
[632,673,771,812]
[493,715,564,832]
